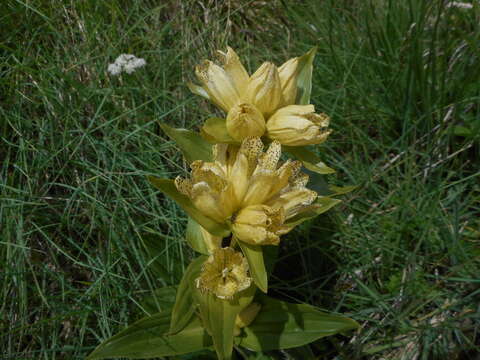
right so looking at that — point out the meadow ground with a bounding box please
[1,0,479,359]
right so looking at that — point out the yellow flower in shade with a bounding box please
[196,247,251,299]
[266,104,331,146]
[226,103,266,141]
[175,137,317,245]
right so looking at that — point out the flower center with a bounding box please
[221,267,230,279]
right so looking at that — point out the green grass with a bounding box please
[1,0,479,359]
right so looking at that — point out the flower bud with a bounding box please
[232,205,288,245]
[226,103,266,141]
[244,62,284,117]
[278,57,299,106]
[266,104,331,146]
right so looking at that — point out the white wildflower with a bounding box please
[446,1,474,9]
[108,54,146,75]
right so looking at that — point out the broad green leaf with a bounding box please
[195,286,256,360]
[170,256,207,334]
[236,296,359,351]
[295,47,317,105]
[238,241,268,293]
[284,197,341,227]
[201,117,237,144]
[284,146,335,174]
[140,286,177,315]
[148,177,231,238]
[87,312,211,359]
[186,217,221,255]
[160,123,213,163]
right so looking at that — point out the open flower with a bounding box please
[196,247,251,299]
[175,137,317,245]
[266,104,331,146]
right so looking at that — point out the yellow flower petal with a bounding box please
[278,57,299,106]
[242,170,275,206]
[257,140,281,171]
[195,60,240,112]
[191,182,228,223]
[217,47,250,95]
[267,188,317,218]
[244,62,284,117]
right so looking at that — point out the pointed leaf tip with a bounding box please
[159,123,213,163]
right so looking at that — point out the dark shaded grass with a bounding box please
[271,0,480,358]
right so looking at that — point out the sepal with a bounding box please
[200,117,238,144]
[284,197,342,228]
[284,145,335,174]
[160,123,213,163]
[238,241,268,293]
[294,47,317,105]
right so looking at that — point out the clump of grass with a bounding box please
[274,0,480,358]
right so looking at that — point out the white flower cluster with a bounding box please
[108,54,146,75]
[446,1,474,9]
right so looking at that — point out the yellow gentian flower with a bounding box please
[175,137,317,245]
[266,104,331,146]
[190,47,323,142]
[196,247,251,299]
